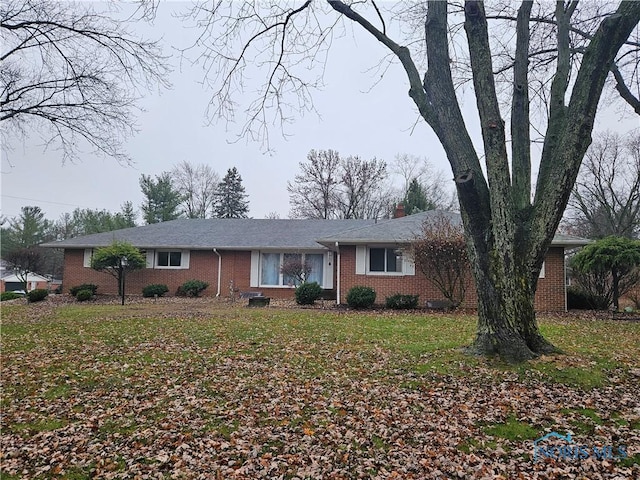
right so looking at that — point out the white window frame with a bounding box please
[154,249,190,269]
[367,246,403,274]
[83,248,93,268]
[355,245,415,276]
[255,251,327,288]
[539,261,546,279]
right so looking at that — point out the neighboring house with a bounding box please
[41,210,589,311]
[0,271,50,293]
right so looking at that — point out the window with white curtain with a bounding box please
[260,252,325,287]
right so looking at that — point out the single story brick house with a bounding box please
[0,271,50,293]
[42,210,589,311]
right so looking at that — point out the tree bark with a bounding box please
[329,0,640,362]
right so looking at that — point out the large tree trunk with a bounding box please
[468,241,558,362]
[330,0,640,361]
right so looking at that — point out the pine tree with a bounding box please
[1,206,52,256]
[214,167,249,218]
[403,178,435,215]
[139,173,183,224]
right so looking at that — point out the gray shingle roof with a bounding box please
[317,210,460,245]
[318,210,590,247]
[40,218,376,250]
[40,212,589,250]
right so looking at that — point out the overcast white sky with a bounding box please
[1,3,637,222]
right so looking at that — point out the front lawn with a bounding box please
[1,299,639,478]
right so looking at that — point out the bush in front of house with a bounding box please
[385,294,419,310]
[346,286,376,309]
[27,289,48,303]
[295,282,323,305]
[1,291,22,301]
[142,284,169,298]
[75,289,94,302]
[567,286,608,310]
[179,280,209,297]
[70,284,98,297]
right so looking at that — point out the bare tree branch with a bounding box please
[0,0,170,164]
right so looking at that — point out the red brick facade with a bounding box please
[62,246,568,310]
[335,245,566,311]
[0,278,49,293]
[62,249,299,300]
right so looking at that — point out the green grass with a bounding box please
[483,415,540,441]
[2,301,640,477]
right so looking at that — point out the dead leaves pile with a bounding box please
[1,302,639,479]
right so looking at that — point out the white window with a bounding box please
[369,247,403,273]
[258,252,325,287]
[154,250,190,269]
[83,249,93,268]
[539,261,546,279]
[355,245,415,276]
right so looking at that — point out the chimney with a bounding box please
[394,203,406,218]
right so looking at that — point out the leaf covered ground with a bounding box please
[1,297,639,479]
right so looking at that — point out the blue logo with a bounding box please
[533,431,627,462]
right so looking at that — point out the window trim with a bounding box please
[83,248,93,268]
[355,245,415,276]
[258,251,326,288]
[366,246,404,276]
[154,249,189,269]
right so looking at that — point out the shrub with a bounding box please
[567,286,608,310]
[142,284,169,298]
[180,280,209,297]
[385,294,419,310]
[295,282,323,305]
[70,284,98,297]
[27,289,48,303]
[75,289,94,302]
[346,286,376,309]
[1,291,22,301]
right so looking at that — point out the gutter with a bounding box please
[213,249,222,297]
[335,242,340,305]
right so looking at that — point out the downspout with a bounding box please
[213,249,222,297]
[563,250,568,312]
[335,242,340,305]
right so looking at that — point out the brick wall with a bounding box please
[1,279,49,293]
[61,246,568,309]
[62,249,298,300]
[534,247,566,312]
[63,249,221,296]
[337,245,476,307]
[337,245,567,312]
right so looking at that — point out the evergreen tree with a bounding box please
[1,206,52,256]
[139,173,183,224]
[117,202,138,229]
[52,203,137,240]
[214,167,249,218]
[403,178,435,215]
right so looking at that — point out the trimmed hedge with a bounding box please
[385,294,419,310]
[179,280,209,297]
[142,284,169,298]
[346,286,376,309]
[75,289,94,302]
[295,282,322,305]
[1,291,23,301]
[27,289,48,303]
[70,284,98,297]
